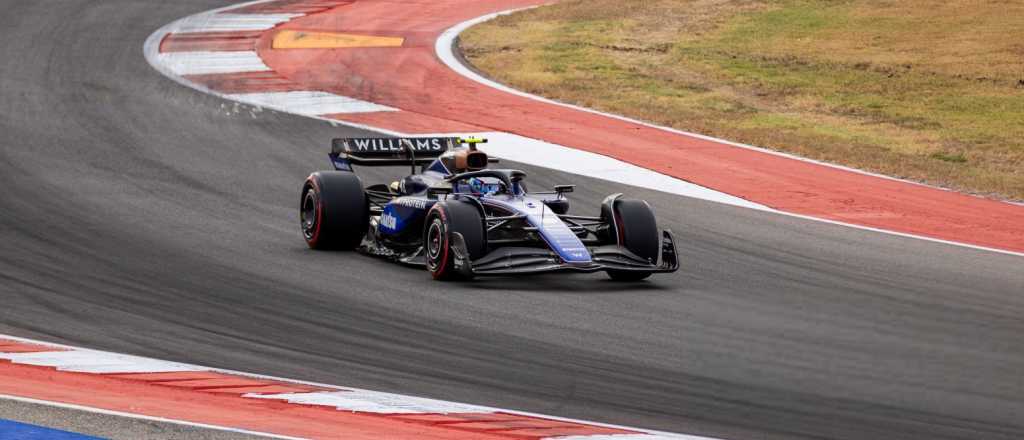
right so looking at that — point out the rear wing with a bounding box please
[330,137,460,170]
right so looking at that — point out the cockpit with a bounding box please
[455,176,506,196]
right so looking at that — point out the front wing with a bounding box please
[450,230,680,276]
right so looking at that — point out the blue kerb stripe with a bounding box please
[0,419,104,440]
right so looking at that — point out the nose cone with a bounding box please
[531,206,592,264]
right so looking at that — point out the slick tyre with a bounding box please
[301,171,368,250]
[424,201,486,280]
[606,198,659,281]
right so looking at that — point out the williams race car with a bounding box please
[300,137,678,280]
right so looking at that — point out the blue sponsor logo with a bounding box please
[380,205,406,234]
[381,213,398,230]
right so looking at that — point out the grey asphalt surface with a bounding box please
[1,1,1023,440]
[0,396,267,440]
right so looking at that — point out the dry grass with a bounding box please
[460,0,1024,201]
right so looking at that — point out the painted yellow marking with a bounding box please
[273,30,404,49]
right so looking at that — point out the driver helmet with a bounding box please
[467,177,487,195]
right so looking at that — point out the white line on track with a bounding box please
[449,131,768,210]
[0,351,203,374]
[227,91,398,115]
[169,13,302,34]
[554,436,703,440]
[156,51,270,75]
[565,434,711,439]
[245,390,494,414]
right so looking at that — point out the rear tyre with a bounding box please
[605,198,659,281]
[424,201,486,280]
[301,171,368,250]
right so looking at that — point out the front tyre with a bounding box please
[424,201,486,280]
[605,198,659,281]
[301,171,368,250]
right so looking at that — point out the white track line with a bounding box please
[0,351,202,373]
[170,13,302,33]
[227,91,397,115]
[0,333,720,440]
[0,394,301,440]
[155,51,269,75]
[555,436,702,440]
[245,390,494,414]
[459,131,767,210]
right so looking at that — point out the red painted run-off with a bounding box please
[0,339,638,439]
[241,0,1024,254]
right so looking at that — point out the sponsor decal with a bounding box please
[380,211,399,231]
[346,137,449,154]
[396,198,428,209]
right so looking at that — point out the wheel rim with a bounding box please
[301,190,318,240]
[427,220,443,260]
[423,216,444,272]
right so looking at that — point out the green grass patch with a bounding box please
[460,0,1024,200]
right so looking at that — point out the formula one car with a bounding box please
[300,137,678,280]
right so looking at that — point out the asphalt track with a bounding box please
[1,1,1023,439]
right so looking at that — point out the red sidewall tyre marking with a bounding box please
[428,207,450,279]
[304,177,323,248]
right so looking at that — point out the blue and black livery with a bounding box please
[300,137,679,280]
